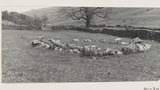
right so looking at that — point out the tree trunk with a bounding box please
[86,17,91,28]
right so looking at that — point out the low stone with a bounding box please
[115,38,122,43]
[99,39,106,42]
[77,46,83,52]
[72,39,80,42]
[121,42,129,45]
[37,36,44,41]
[71,49,81,54]
[67,44,77,49]
[31,40,40,47]
[84,39,92,42]
[45,44,50,49]
[132,37,143,43]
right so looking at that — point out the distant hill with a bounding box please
[23,7,160,28]
[2,20,16,25]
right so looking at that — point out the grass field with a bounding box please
[2,30,160,83]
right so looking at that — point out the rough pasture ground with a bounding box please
[2,30,160,83]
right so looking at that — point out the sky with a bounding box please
[1,6,50,13]
[1,0,160,13]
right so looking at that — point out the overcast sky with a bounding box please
[1,0,160,13]
[2,6,50,13]
[2,0,160,11]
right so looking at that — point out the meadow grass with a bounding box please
[2,30,160,82]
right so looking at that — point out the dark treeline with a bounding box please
[2,10,48,30]
[51,25,160,42]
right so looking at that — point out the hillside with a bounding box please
[23,7,160,28]
[2,20,16,25]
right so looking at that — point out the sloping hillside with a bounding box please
[23,7,58,17]
[23,7,160,28]
[105,8,160,28]
[2,20,16,25]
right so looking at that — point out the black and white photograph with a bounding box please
[2,6,160,83]
[1,0,160,89]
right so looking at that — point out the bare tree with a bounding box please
[58,7,111,28]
